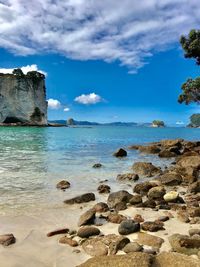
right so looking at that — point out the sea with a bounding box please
[0,126,199,215]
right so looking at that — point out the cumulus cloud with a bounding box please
[0,64,46,75]
[0,1,200,72]
[47,99,61,109]
[176,121,185,125]
[74,93,103,105]
[64,107,70,112]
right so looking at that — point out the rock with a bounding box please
[97,184,110,194]
[155,252,200,267]
[177,210,190,223]
[160,139,183,148]
[141,221,164,232]
[113,148,127,157]
[56,180,70,190]
[189,229,200,236]
[132,162,162,177]
[82,238,108,257]
[176,155,200,171]
[188,207,200,218]
[159,149,177,158]
[47,228,69,237]
[157,216,169,222]
[134,214,144,223]
[64,193,95,204]
[115,201,127,211]
[107,190,132,208]
[163,191,179,202]
[142,199,156,208]
[0,234,16,246]
[137,233,164,248]
[118,220,140,235]
[77,252,153,267]
[139,145,161,154]
[109,236,130,254]
[147,186,166,200]
[93,163,102,168]
[59,236,78,247]
[0,71,47,125]
[123,242,143,253]
[108,213,127,224]
[129,194,143,205]
[188,181,200,193]
[93,202,109,213]
[169,234,200,255]
[159,173,182,186]
[133,181,157,196]
[117,173,139,181]
[77,226,100,238]
[78,208,96,226]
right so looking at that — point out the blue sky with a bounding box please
[0,0,200,125]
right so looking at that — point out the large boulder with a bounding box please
[107,190,132,208]
[82,239,108,257]
[169,234,200,255]
[139,145,161,154]
[176,155,200,169]
[77,252,153,267]
[159,149,177,158]
[154,252,200,267]
[159,172,182,186]
[160,139,183,148]
[132,162,162,177]
[64,193,95,204]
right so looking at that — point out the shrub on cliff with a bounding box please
[189,113,200,127]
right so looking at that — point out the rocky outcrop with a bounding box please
[0,70,47,125]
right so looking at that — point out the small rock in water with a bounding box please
[64,193,95,204]
[0,234,16,246]
[59,236,78,247]
[93,163,102,168]
[93,202,109,213]
[97,184,110,194]
[47,228,69,237]
[113,148,127,157]
[118,220,140,235]
[78,208,96,226]
[77,226,100,238]
[56,180,70,190]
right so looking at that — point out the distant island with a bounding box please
[151,120,165,128]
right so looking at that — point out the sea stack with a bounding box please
[0,69,47,126]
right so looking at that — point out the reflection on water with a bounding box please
[0,126,199,215]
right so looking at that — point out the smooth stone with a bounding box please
[117,173,139,181]
[93,202,109,213]
[109,236,130,255]
[108,213,127,224]
[141,221,164,232]
[164,191,179,202]
[0,234,16,246]
[123,242,143,253]
[129,194,143,205]
[47,228,69,237]
[133,181,157,196]
[82,239,108,257]
[169,234,200,255]
[107,190,132,208]
[159,173,182,186]
[189,229,200,236]
[78,208,96,226]
[118,220,140,235]
[147,186,166,200]
[59,236,78,247]
[137,233,164,248]
[132,162,161,177]
[64,193,95,204]
[77,226,100,238]
[113,148,127,157]
[97,184,110,194]
[93,163,102,168]
[56,180,70,190]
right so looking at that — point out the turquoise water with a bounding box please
[0,126,199,215]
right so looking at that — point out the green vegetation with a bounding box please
[179,29,200,104]
[152,120,165,127]
[189,113,200,127]
[12,68,24,77]
[67,118,75,126]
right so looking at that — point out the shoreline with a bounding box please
[0,138,200,266]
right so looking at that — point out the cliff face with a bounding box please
[0,70,47,125]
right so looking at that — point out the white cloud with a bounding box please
[64,107,70,112]
[74,93,103,105]
[0,1,200,72]
[176,121,185,125]
[47,99,61,109]
[0,64,46,75]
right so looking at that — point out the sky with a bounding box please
[0,0,200,125]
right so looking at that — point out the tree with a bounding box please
[12,68,24,77]
[67,118,75,126]
[152,120,165,127]
[179,29,200,104]
[189,113,200,127]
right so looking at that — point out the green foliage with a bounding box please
[67,118,75,126]
[152,120,165,127]
[180,29,200,65]
[178,77,200,104]
[190,113,200,127]
[12,68,24,77]
[179,29,200,105]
